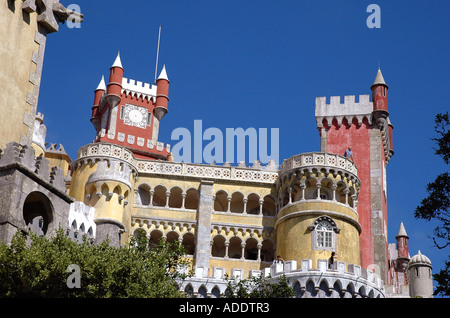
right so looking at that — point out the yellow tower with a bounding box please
[275,152,361,267]
[70,144,137,246]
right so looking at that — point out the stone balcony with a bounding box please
[177,258,384,298]
[280,152,358,178]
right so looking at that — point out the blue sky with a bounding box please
[38,1,449,290]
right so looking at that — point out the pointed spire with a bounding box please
[372,67,388,88]
[157,64,169,82]
[96,75,106,91]
[396,221,409,238]
[112,51,123,69]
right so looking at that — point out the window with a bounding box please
[147,112,152,126]
[316,220,333,249]
[309,216,339,251]
[120,105,124,119]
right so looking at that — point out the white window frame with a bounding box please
[309,216,340,252]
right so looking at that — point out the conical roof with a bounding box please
[371,68,388,88]
[96,75,106,91]
[396,221,409,238]
[157,64,169,82]
[111,51,123,69]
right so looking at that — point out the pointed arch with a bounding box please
[211,286,221,298]
[318,279,330,298]
[197,285,207,298]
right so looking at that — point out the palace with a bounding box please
[0,0,434,298]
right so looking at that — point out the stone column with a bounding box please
[370,128,388,282]
[194,180,214,277]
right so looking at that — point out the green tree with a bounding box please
[223,274,295,298]
[414,112,449,296]
[0,229,191,298]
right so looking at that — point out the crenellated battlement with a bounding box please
[68,201,96,243]
[0,142,67,193]
[178,259,384,298]
[121,77,157,101]
[315,95,373,128]
[85,159,134,189]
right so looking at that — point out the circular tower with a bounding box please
[408,250,433,298]
[395,222,410,279]
[275,152,361,267]
[69,143,137,247]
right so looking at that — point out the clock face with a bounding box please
[123,105,147,128]
[129,109,143,123]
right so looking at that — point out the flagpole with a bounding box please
[154,25,162,82]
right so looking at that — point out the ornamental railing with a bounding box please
[75,143,279,184]
[280,152,357,176]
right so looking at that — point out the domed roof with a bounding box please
[409,250,432,267]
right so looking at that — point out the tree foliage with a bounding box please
[0,229,191,298]
[415,112,450,249]
[222,274,295,298]
[414,112,449,296]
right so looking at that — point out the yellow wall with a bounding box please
[45,153,71,177]
[70,148,363,277]
[0,2,40,149]
[275,200,361,267]
[69,161,98,201]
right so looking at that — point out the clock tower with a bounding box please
[90,52,171,160]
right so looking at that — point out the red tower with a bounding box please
[90,53,171,160]
[396,222,409,261]
[387,222,410,292]
[315,68,394,282]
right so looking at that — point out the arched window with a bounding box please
[23,191,53,236]
[246,193,260,214]
[168,187,183,208]
[309,216,339,251]
[244,237,258,260]
[152,185,167,207]
[230,192,244,213]
[262,195,276,216]
[133,228,147,246]
[182,232,196,255]
[149,230,163,248]
[185,188,199,210]
[211,235,226,257]
[261,239,274,262]
[228,236,242,259]
[137,184,150,205]
[316,220,333,249]
[214,190,228,212]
